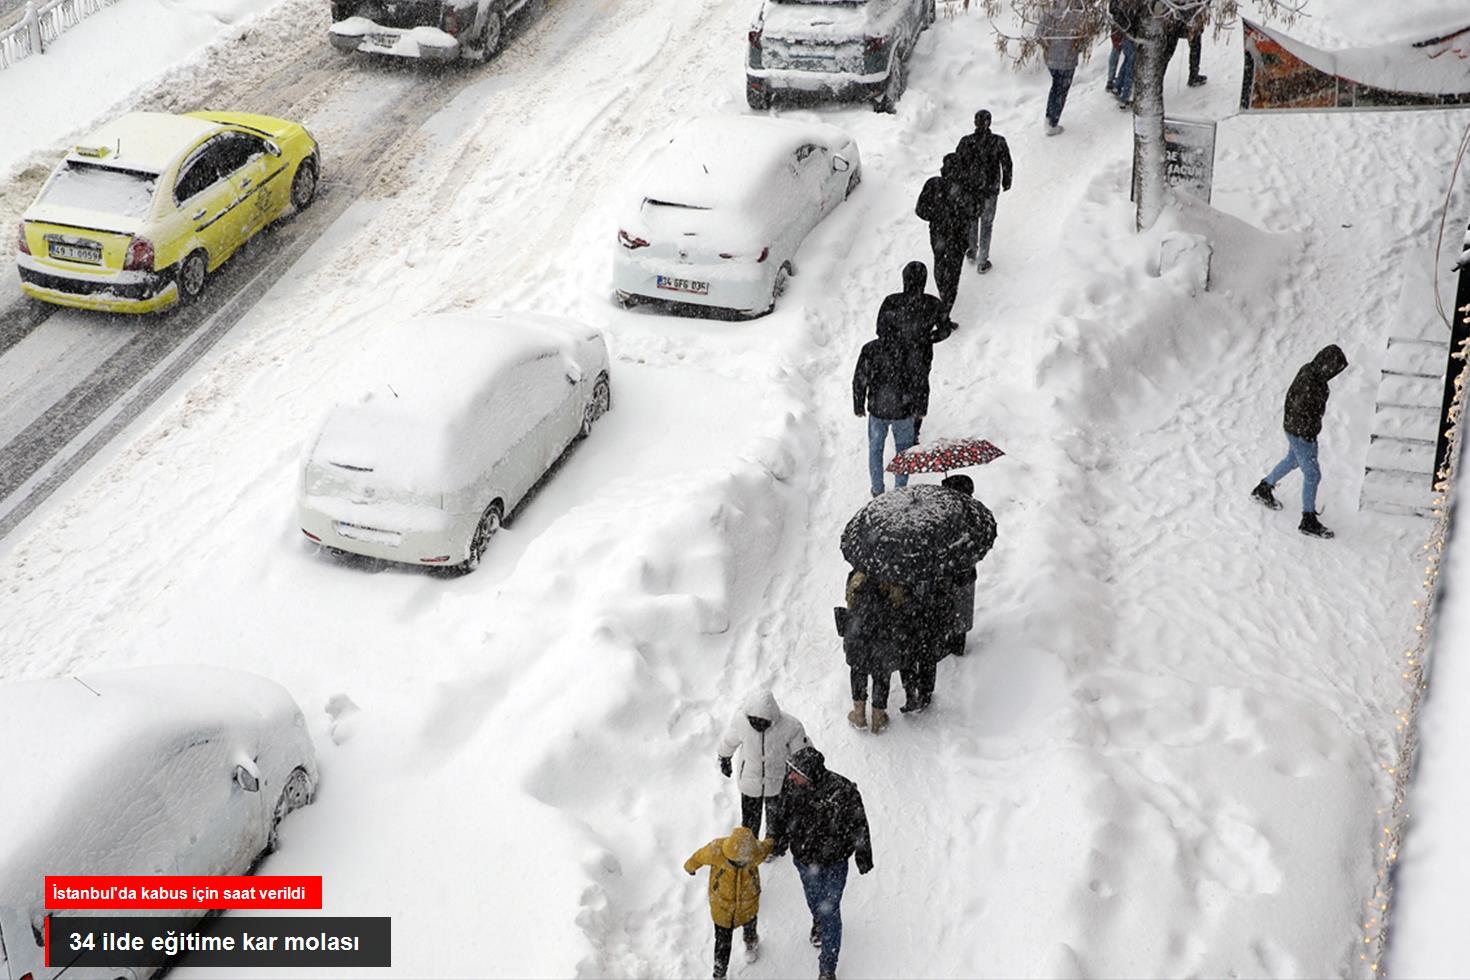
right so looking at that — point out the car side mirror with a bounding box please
[264,140,283,158]
[832,155,851,173]
[234,763,260,793]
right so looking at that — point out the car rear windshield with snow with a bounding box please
[40,163,156,218]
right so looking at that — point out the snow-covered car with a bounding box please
[613,116,860,318]
[16,111,319,314]
[298,313,611,573]
[328,0,534,61]
[746,0,936,112]
[0,666,318,980]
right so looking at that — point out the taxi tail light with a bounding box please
[421,555,452,563]
[748,28,762,50]
[302,529,322,543]
[123,236,154,272]
[441,6,459,35]
[618,229,649,250]
[16,222,29,255]
[864,35,889,55]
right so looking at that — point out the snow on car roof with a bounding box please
[634,116,850,210]
[0,666,302,907]
[65,111,220,176]
[310,313,599,485]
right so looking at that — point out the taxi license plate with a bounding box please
[48,242,101,264]
[656,275,709,295]
[368,32,398,48]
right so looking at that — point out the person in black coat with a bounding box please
[896,579,951,714]
[915,153,977,317]
[875,261,953,439]
[853,308,931,497]
[953,110,1012,272]
[778,746,873,980]
[839,568,909,734]
[1251,344,1349,538]
[938,474,979,659]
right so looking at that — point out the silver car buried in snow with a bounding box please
[298,313,611,573]
[613,116,861,318]
[746,0,936,112]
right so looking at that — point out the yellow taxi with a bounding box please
[16,111,320,314]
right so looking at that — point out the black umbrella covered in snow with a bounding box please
[840,484,997,583]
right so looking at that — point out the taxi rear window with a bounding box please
[40,162,157,219]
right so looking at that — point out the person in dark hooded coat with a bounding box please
[853,306,931,497]
[875,261,954,347]
[953,109,1012,271]
[914,152,977,316]
[777,746,873,980]
[1251,344,1349,538]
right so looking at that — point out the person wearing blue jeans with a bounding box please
[1252,344,1348,538]
[1036,0,1083,134]
[778,747,873,980]
[1114,36,1136,106]
[868,416,916,497]
[853,286,931,496]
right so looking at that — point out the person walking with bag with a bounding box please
[839,567,909,734]
[684,825,775,978]
[778,747,873,980]
[1250,344,1349,538]
[717,689,810,849]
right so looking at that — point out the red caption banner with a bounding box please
[45,876,322,910]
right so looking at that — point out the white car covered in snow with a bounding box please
[613,116,860,318]
[0,666,318,980]
[298,313,611,573]
[746,0,936,112]
[328,0,534,61]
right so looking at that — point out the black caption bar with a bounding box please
[49,915,391,968]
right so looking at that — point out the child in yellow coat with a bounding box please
[684,825,775,978]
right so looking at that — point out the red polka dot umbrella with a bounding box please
[885,438,1005,476]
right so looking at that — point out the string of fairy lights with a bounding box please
[1361,327,1470,975]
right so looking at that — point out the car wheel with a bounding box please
[480,3,505,57]
[461,500,503,573]
[846,165,862,198]
[290,156,318,212]
[580,375,611,437]
[746,77,772,111]
[874,55,906,113]
[177,250,208,303]
[265,767,313,854]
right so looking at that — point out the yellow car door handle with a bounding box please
[240,178,253,189]
[193,208,207,220]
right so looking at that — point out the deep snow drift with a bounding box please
[0,0,1466,976]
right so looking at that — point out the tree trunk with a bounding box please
[1131,14,1168,230]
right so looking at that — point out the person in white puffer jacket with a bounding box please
[717,689,811,853]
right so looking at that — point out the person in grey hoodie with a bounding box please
[717,689,811,851]
[1036,0,1086,134]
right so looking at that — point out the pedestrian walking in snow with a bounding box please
[1108,0,1138,107]
[1251,344,1349,539]
[953,110,1012,273]
[684,825,775,978]
[915,153,976,315]
[853,302,932,497]
[1163,10,1208,87]
[937,474,979,659]
[1036,0,1085,135]
[777,746,873,980]
[717,689,811,849]
[875,261,951,440]
[898,580,950,714]
[838,567,910,734]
